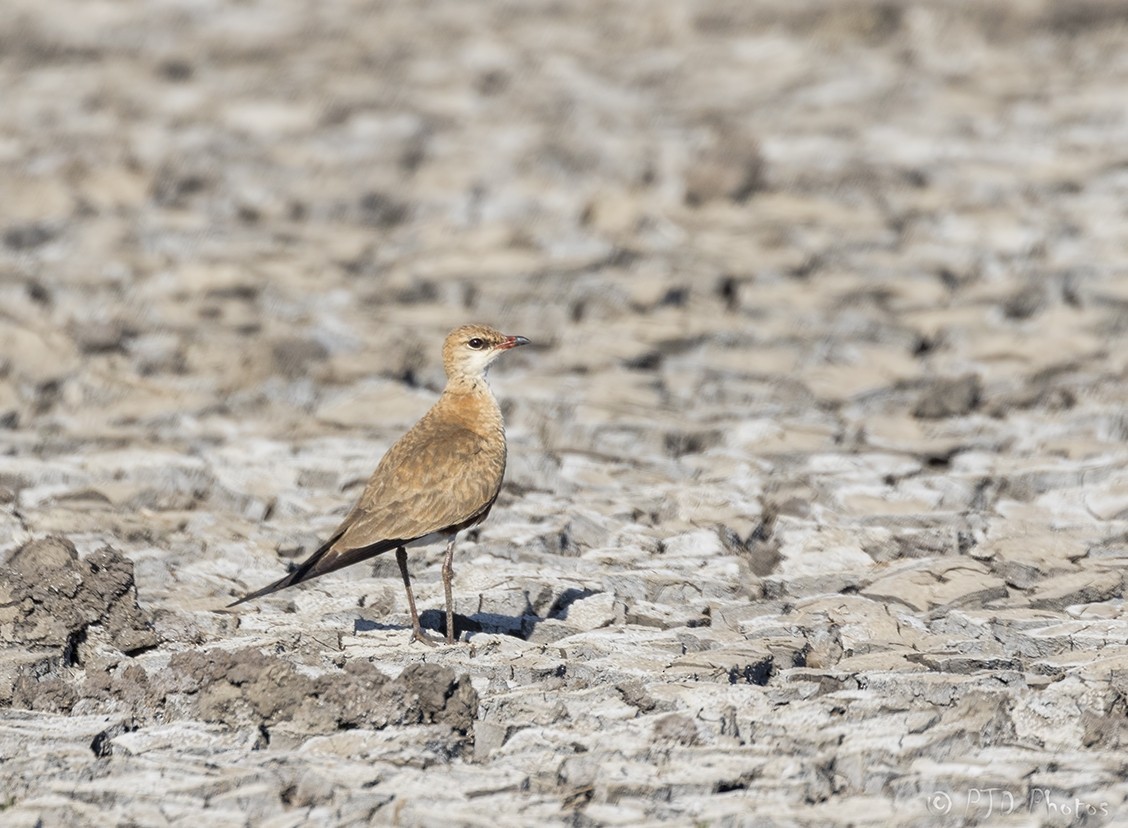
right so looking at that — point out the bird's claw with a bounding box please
[411,628,439,647]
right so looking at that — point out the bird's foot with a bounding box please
[410,628,440,647]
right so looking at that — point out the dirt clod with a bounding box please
[0,538,158,657]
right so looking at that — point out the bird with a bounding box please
[229,324,529,645]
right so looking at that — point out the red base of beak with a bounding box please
[499,335,531,350]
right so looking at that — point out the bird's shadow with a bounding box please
[352,587,597,641]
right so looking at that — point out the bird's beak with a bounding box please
[498,335,530,350]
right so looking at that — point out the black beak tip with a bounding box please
[512,335,531,347]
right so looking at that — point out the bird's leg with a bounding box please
[396,546,435,647]
[442,534,457,645]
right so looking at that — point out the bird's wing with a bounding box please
[337,419,506,550]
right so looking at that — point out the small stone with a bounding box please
[863,560,1009,613]
[913,374,982,419]
[1027,570,1124,610]
[652,713,700,746]
[560,592,620,631]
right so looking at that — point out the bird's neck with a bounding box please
[444,373,493,398]
[439,375,503,436]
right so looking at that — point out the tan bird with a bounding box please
[230,324,529,645]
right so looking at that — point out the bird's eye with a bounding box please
[467,337,485,350]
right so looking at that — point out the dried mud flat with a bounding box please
[2,1,1128,826]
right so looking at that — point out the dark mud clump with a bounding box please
[82,646,478,745]
[1,535,158,657]
[1,538,475,745]
[0,536,159,709]
[157,649,477,737]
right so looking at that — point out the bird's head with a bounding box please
[442,324,530,381]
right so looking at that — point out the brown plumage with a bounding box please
[229,324,529,645]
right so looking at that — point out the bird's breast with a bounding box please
[442,387,506,440]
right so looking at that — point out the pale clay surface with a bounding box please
[2,1,1128,826]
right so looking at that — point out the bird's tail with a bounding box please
[227,529,343,608]
[226,529,399,607]
[226,568,304,607]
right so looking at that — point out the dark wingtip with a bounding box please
[226,528,349,609]
[226,571,297,608]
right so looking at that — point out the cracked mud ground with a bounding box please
[2,1,1128,825]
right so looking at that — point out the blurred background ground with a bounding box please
[2,0,1128,825]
